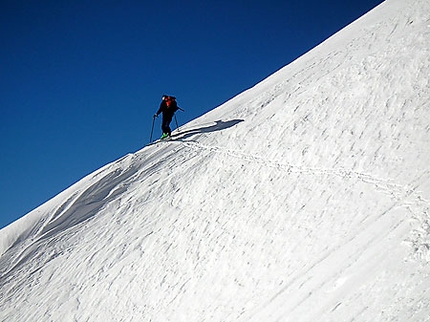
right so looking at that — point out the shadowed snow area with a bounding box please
[1,0,430,321]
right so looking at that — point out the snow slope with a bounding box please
[1,0,430,321]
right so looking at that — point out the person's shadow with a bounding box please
[171,119,244,140]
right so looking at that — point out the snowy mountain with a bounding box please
[1,0,430,321]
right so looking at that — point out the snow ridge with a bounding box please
[1,0,430,321]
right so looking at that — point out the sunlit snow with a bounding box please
[1,0,430,321]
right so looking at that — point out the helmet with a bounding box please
[162,95,168,100]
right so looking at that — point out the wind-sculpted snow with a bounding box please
[1,0,430,321]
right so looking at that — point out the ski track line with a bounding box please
[177,139,430,265]
[179,139,428,207]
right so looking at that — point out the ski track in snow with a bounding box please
[180,137,423,203]
[175,136,430,263]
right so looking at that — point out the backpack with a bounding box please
[165,96,178,112]
[165,96,176,108]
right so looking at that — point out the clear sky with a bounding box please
[0,0,383,229]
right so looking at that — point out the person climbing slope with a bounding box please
[154,95,180,139]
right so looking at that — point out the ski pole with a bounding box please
[174,114,179,130]
[174,107,183,131]
[149,115,156,143]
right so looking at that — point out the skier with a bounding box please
[154,95,179,139]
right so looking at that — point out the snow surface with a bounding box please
[1,0,430,321]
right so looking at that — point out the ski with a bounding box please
[147,136,174,146]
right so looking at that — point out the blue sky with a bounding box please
[0,0,383,229]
